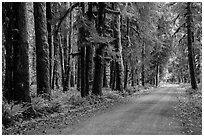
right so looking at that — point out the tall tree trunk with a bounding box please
[63,2,72,92]
[59,34,65,88]
[51,3,60,90]
[92,2,106,96]
[155,63,159,87]
[80,44,86,97]
[13,2,31,102]
[70,59,75,87]
[103,63,108,87]
[131,67,135,87]
[78,2,87,97]
[3,3,14,102]
[141,42,145,86]
[186,2,197,89]
[124,63,128,89]
[110,60,116,90]
[66,2,73,90]
[113,3,124,92]
[34,2,50,99]
[5,3,31,103]
[77,51,81,91]
[46,2,54,88]
[85,2,93,94]
[124,17,130,90]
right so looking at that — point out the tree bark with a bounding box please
[63,2,72,92]
[124,17,130,90]
[59,34,65,88]
[110,60,116,90]
[141,42,145,86]
[131,67,135,87]
[85,2,93,94]
[13,2,31,102]
[92,2,106,96]
[186,2,197,89]
[155,63,159,87]
[103,63,108,87]
[46,2,54,88]
[34,2,50,99]
[51,3,60,90]
[3,3,14,102]
[113,3,124,92]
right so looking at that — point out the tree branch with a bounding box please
[104,7,120,15]
[178,34,186,44]
[56,2,80,35]
[173,23,185,36]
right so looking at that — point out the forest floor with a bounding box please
[2,84,202,135]
[174,83,202,135]
[2,85,152,135]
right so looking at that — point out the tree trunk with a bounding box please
[77,50,81,91]
[113,3,124,92]
[110,60,116,90]
[155,63,159,87]
[59,34,65,88]
[124,63,128,89]
[124,18,130,90]
[34,2,50,99]
[186,2,197,89]
[70,59,75,87]
[92,2,106,96]
[103,63,108,87]
[63,2,72,92]
[85,2,93,94]
[3,3,14,102]
[51,3,60,90]
[46,2,54,88]
[141,42,145,86]
[12,2,31,102]
[81,45,86,97]
[131,67,135,87]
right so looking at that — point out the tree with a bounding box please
[113,3,124,92]
[63,2,73,91]
[46,2,54,88]
[92,2,106,95]
[124,17,130,89]
[51,3,61,90]
[186,2,197,89]
[34,2,51,99]
[170,2,201,89]
[3,3,31,103]
[3,2,15,102]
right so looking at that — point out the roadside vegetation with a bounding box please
[2,86,153,135]
[175,84,202,135]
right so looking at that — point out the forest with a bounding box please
[2,2,202,135]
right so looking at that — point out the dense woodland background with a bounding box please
[2,2,202,132]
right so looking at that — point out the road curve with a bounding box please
[60,87,184,135]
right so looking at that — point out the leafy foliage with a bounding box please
[2,101,30,128]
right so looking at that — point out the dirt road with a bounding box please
[53,86,185,135]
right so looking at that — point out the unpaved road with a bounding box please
[50,86,185,135]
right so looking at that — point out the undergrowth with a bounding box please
[176,84,202,135]
[2,86,152,135]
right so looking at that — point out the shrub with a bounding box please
[32,95,61,115]
[2,101,29,128]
